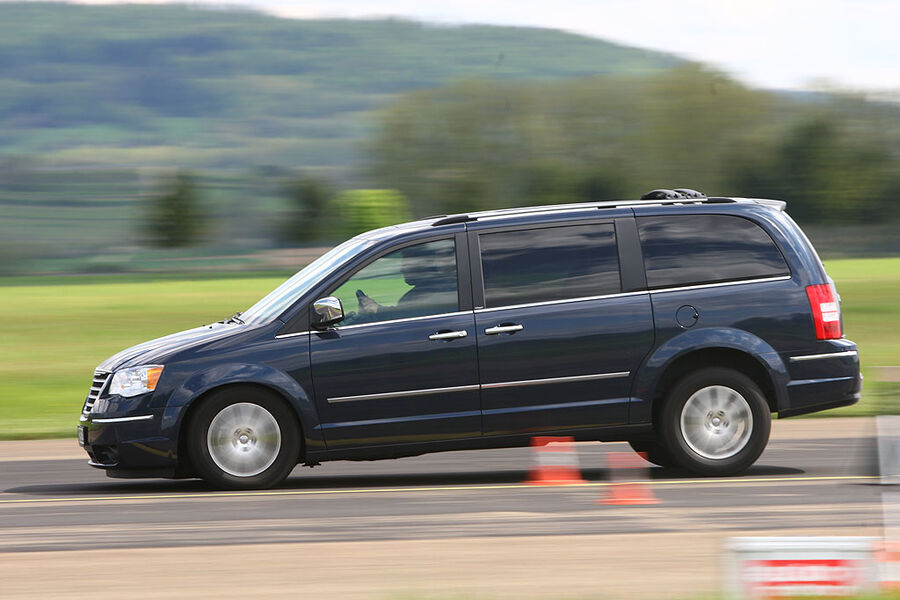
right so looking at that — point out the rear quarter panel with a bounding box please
[629,203,827,421]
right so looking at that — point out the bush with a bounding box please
[334,189,412,237]
[281,177,332,243]
[0,241,33,276]
[146,171,205,248]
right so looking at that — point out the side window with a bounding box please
[479,223,620,309]
[637,215,790,289]
[329,238,458,326]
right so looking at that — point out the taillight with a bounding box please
[806,283,842,340]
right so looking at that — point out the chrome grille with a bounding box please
[83,370,111,414]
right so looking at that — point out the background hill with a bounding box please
[0,2,683,169]
[0,2,898,274]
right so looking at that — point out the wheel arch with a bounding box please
[164,363,323,474]
[631,328,789,425]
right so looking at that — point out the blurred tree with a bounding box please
[430,172,491,215]
[368,67,775,215]
[281,177,332,243]
[370,67,900,224]
[776,117,841,222]
[146,172,205,248]
[579,168,629,203]
[334,189,412,237]
[726,114,899,224]
[0,240,32,276]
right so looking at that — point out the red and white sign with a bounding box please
[726,537,878,599]
[742,558,867,598]
[875,542,900,589]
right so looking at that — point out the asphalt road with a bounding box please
[0,418,883,553]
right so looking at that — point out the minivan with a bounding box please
[78,190,862,489]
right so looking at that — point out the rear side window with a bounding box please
[479,223,620,308]
[637,215,789,289]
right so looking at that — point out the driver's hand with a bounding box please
[356,289,381,314]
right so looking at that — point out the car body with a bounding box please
[78,191,862,488]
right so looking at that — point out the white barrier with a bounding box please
[725,537,879,599]
[877,415,900,486]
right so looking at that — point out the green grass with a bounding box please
[821,257,900,416]
[0,275,285,438]
[0,257,897,439]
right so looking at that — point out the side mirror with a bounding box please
[311,296,344,328]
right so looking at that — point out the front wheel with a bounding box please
[187,387,300,490]
[659,367,771,476]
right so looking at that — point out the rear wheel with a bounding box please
[659,367,770,476]
[187,386,300,490]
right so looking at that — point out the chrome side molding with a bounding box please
[788,350,858,363]
[89,414,155,424]
[328,384,481,404]
[327,371,630,403]
[481,371,630,389]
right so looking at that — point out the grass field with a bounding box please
[1,257,897,439]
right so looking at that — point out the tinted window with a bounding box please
[329,238,458,325]
[480,224,620,308]
[637,215,790,289]
[242,237,374,324]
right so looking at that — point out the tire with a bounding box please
[187,386,300,490]
[659,367,771,476]
[628,440,677,468]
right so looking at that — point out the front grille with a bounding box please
[83,370,112,414]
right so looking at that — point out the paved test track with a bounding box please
[0,418,883,553]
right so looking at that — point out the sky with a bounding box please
[55,0,900,91]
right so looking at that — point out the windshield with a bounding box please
[241,237,376,324]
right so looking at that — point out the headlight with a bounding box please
[109,365,164,398]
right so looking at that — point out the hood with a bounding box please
[96,322,245,372]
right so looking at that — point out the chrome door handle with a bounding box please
[428,330,468,341]
[484,324,524,335]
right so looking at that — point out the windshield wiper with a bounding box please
[227,312,245,325]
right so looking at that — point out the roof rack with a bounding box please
[430,191,742,226]
[641,188,707,200]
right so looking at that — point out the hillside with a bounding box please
[0,3,684,169]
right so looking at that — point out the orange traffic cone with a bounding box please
[599,451,660,505]
[526,436,586,485]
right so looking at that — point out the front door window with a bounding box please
[329,238,458,326]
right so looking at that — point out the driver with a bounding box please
[356,243,456,319]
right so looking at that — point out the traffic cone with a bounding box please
[526,436,586,485]
[599,451,660,505]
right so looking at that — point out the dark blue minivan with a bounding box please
[78,191,862,489]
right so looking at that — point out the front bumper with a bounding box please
[78,409,180,478]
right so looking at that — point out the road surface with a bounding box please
[0,417,882,599]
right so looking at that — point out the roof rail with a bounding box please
[430,193,745,226]
[431,214,476,226]
[621,197,734,208]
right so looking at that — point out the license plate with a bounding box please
[77,426,86,446]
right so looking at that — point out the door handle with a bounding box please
[484,324,524,335]
[428,330,468,341]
